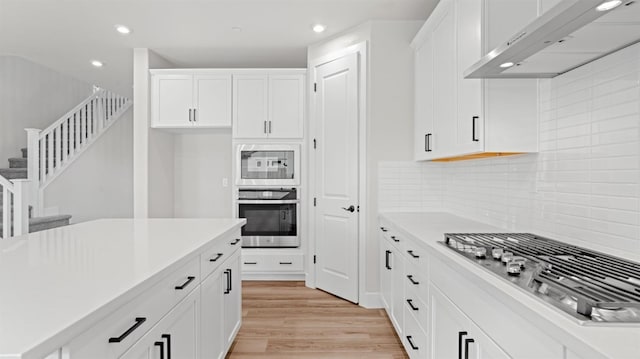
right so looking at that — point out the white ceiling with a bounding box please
[0,0,436,96]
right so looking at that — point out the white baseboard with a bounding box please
[242,272,306,281]
[359,291,383,309]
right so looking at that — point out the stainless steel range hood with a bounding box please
[464,0,640,79]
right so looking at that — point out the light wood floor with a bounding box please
[226,281,408,359]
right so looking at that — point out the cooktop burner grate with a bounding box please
[443,233,640,323]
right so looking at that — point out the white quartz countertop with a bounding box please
[0,218,245,358]
[380,212,640,359]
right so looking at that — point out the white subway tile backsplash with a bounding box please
[378,42,640,256]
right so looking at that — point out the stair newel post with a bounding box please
[25,128,42,217]
[11,179,29,236]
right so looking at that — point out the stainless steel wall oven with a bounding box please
[237,188,299,248]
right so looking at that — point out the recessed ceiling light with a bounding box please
[91,60,104,68]
[115,25,131,35]
[596,0,622,11]
[313,24,326,33]
[500,62,514,68]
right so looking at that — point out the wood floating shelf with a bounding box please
[430,152,526,162]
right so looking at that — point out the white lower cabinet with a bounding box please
[223,250,242,348]
[121,288,200,359]
[431,284,508,359]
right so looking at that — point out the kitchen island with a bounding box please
[380,212,640,359]
[0,218,245,359]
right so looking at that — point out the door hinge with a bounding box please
[357,205,360,212]
[313,138,317,149]
[313,197,317,207]
[313,255,316,264]
[314,83,317,92]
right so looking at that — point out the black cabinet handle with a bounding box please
[162,334,172,359]
[209,253,223,262]
[465,338,475,359]
[385,250,391,270]
[268,120,272,133]
[188,109,192,122]
[174,276,195,290]
[472,116,479,142]
[264,121,267,133]
[224,269,232,294]
[228,268,232,292]
[406,299,419,311]
[230,238,241,245]
[193,109,197,122]
[279,261,293,265]
[154,341,164,359]
[380,227,388,232]
[108,317,146,343]
[407,250,420,258]
[425,133,433,152]
[458,331,468,359]
[244,261,258,265]
[407,275,420,285]
[406,335,419,350]
[391,236,399,243]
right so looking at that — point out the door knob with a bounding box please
[342,205,355,213]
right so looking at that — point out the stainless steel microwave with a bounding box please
[235,144,300,186]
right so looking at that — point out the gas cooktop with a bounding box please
[441,233,640,324]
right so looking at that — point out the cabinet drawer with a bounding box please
[403,305,428,359]
[405,280,429,333]
[404,262,428,301]
[380,225,404,252]
[65,257,200,357]
[242,253,303,272]
[201,232,240,279]
[403,241,426,268]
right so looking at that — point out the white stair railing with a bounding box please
[25,88,132,216]
[0,177,29,238]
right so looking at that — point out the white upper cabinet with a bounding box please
[412,0,540,161]
[151,71,232,129]
[233,72,305,139]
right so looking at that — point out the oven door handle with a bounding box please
[237,200,299,204]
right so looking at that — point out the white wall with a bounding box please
[379,42,640,261]
[0,56,92,164]
[174,132,232,218]
[308,20,421,303]
[44,111,134,223]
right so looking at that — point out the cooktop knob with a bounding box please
[474,247,487,259]
[492,248,503,260]
[507,262,522,276]
[501,252,514,265]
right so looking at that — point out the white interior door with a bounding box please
[314,52,359,303]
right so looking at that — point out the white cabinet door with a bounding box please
[193,75,232,127]
[431,0,456,158]
[223,250,242,348]
[391,250,404,335]
[153,75,193,127]
[431,285,509,359]
[121,290,200,359]
[201,267,225,359]
[233,75,269,138]
[455,0,484,154]
[268,75,304,138]
[414,30,436,161]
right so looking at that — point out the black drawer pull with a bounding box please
[230,238,241,245]
[162,334,172,359]
[391,236,399,242]
[407,275,420,285]
[108,317,146,343]
[209,253,223,262]
[244,261,258,265]
[458,331,468,359]
[406,335,419,350]
[464,338,474,359]
[406,299,419,311]
[472,116,479,142]
[407,250,420,258]
[279,261,293,265]
[154,341,164,359]
[174,276,195,290]
[385,250,391,270]
[380,227,388,232]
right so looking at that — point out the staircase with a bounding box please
[0,88,131,239]
[0,148,72,236]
